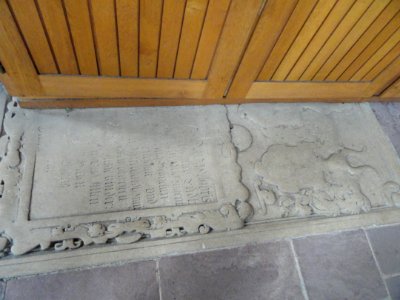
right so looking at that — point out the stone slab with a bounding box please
[228,103,400,221]
[4,260,159,300]
[386,275,400,300]
[1,101,400,277]
[293,230,387,300]
[370,102,400,155]
[0,85,8,134]
[159,241,304,300]
[367,224,400,275]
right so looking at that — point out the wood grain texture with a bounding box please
[203,0,261,98]
[247,82,372,99]
[37,75,206,99]
[314,0,390,81]
[287,0,355,81]
[139,0,163,77]
[300,0,373,81]
[227,0,298,98]
[19,95,378,109]
[191,0,230,79]
[36,0,79,75]
[272,0,337,81]
[363,42,400,81]
[174,0,209,79]
[157,0,186,78]
[64,0,98,76]
[0,0,42,95]
[257,0,317,81]
[8,0,58,74]
[352,28,400,81]
[90,0,119,76]
[326,0,400,81]
[380,77,400,98]
[339,9,400,81]
[116,0,139,77]
[369,55,400,95]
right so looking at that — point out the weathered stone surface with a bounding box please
[370,102,400,155]
[0,85,8,134]
[159,241,304,300]
[1,101,400,276]
[0,101,249,257]
[386,275,400,300]
[293,230,387,300]
[367,224,400,275]
[228,103,400,220]
[4,261,159,300]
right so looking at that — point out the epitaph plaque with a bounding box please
[0,102,250,257]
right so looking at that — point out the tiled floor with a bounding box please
[1,102,400,300]
[2,225,399,300]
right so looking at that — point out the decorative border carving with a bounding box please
[0,100,252,257]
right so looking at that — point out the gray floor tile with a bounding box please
[5,261,159,300]
[0,281,5,300]
[159,241,304,300]
[293,230,387,300]
[387,275,400,300]
[367,224,400,275]
[370,102,400,155]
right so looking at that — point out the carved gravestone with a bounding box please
[0,101,250,256]
[228,103,400,221]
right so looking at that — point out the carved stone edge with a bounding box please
[0,100,253,257]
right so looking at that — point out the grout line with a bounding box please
[156,259,163,300]
[363,228,392,300]
[289,240,309,300]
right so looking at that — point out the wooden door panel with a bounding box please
[0,0,399,105]
[229,0,400,100]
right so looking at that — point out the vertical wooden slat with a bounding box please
[191,0,230,80]
[326,0,400,81]
[36,0,79,75]
[227,0,298,98]
[8,0,58,74]
[314,0,390,81]
[157,0,186,78]
[364,42,400,81]
[174,0,209,79]
[369,55,400,95]
[257,0,318,81]
[339,10,400,81]
[204,0,261,98]
[116,0,139,77]
[380,76,400,98]
[0,0,42,95]
[287,0,355,81]
[90,0,119,76]
[272,0,337,81]
[64,0,98,76]
[300,0,373,81]
[139,0,163,78]
[351,28,400,81]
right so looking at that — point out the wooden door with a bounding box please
[0,0,264,106]
[228,0,400,101]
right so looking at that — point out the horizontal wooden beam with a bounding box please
[246,82,373,99]
[19,95,382,109]
[28,75,207,99]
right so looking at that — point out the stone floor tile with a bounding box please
[5,261,159,300]
[159,241,304,300]
[367,224,400,275]
[386,275,400,300]
[293,230,387,300]
[0,281,5,300]
[370,102,400,155]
